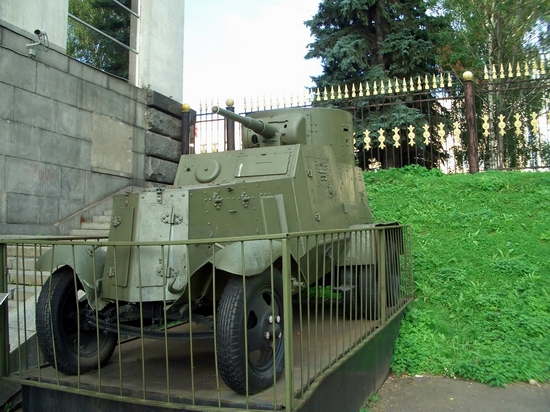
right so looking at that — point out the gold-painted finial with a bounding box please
[225,99,235,107]
[181,103,191,112]
[463,71,474,81]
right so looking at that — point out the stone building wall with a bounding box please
[0,24,184,235]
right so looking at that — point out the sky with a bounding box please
[182,0,323,110]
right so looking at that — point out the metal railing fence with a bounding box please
[1,225,412,410]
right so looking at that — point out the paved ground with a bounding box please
[368,374,550,412]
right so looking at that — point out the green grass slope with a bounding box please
[364,166,550,386]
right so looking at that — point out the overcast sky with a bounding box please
[182,0,323,110]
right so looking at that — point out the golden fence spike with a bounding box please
[531,112,539,134]
[243,97,248,112]
[432,74,437,89]
[392,127,401,148]
[378,80,385,95]
[330,85,336,100]
[387,79,392,94]
[407,125,415,146]
[363,130,371,150]
[351,83,356,98]
[358,82,364,97]
[422,124,430,145]
[378,128,386,149]
[345,84,350,99]
[410,77,415,92]
[516,62,522,77]
[366,82,371,96]
[439,73,445,88]
[336,85,342,100]
[424,75,430,90]
[514,113,523,136]
[394,78,400,93]
[499,63,505,78]
[524,61,530,77]
[508,63,513,78]
[492,64,497,79]
[402,78,407,93]
[316,87,321,102]
[417,76,422,91]
[484,65,489,80]
[541,58,546,75]
[373,82,378,95]
[497,114,506,136]
[323,86,329,101]
[533,60,539,76]
[437,122,445,146]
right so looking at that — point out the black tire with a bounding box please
[216,268,284,394]
[341,265,379,320]
[36,266,117,374]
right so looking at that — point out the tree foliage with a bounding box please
[67,0,132,79]
[305,0,453,169]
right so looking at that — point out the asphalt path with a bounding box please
[369,375,550,412]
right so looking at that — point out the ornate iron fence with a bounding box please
[188,60,549,173]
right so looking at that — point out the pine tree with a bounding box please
[305,0,452,169]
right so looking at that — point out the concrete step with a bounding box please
[8,269,50,286]
[81,221,110,230]
[93,214,111,224]
[68,228,110,237]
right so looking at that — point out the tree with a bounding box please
[436,0,550,169]
[67,0,132,79]
[305,0,453,169]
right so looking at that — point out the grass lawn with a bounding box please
[364,166,550,386]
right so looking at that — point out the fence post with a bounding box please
[181,103,192,155]
[463,71,479,174]
[225,99,236,151]
[0,242,9,376]
[282,237,293,411]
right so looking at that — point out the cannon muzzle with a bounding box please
[212,106,279,139]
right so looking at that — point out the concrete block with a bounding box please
[61,167,86,201]
[0,155,5,192]
[0,223,57,236]
[91,113,133,176]
[86,171,130,204]
[39,196,60,224]
[32,47,70,74]
[145,131,181,162]
[0,47,37,93]
[134,102,147,130]
[0,119,41,161]
[40,130,92,170]
[54,102,93,141]
[132,128,146,154]
[68,59,108,88]
[0,191,6,224]
[144,108,181,139]
[0,82,15,120]
[78,81,135,124]
[58,198,86,222]
[36,64,78,105]
[107,76,136,100]
[144,156,177,184]
[7,193,40,224]
[6,158,61,197]
[14,88,56,132]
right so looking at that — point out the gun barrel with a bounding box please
[212,106,278,139]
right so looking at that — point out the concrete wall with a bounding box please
[0,0,68,52]
[0,25,185,236]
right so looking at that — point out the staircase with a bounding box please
[5,209,113,369]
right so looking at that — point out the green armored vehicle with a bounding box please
[36,105,397,394]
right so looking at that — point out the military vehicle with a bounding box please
[35,105,400,394]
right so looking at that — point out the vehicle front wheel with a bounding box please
[216,268,284,394]
[36,266,117,374]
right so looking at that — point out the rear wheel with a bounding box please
[216,268,284,394]
[36,266,117,374]
[341,265,379,320]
